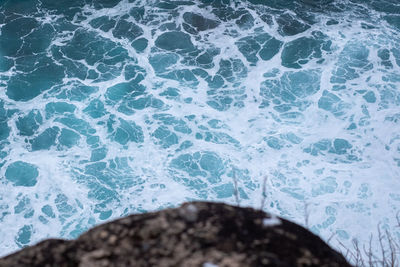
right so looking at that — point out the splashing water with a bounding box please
[1,0,400,257]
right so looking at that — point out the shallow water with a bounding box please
[1,0,400,257]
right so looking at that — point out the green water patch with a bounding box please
[206,90,242,111]
[177,140,193,152]
[265,136,285,150]
[330,42,373,84]
[378,83,400,109]
[0,17,39,56]
[48,81,98,102]
[357,183,373,199]
[74,164,120,220]
[360,0,400,14]
[149,53,200,85]
[304,139,329,156]
[170,151,225,186]
[318,90,350,117]
[152,126,179,148]
[41,205,56,218]
[183,12,220,33]
[124,64,146,81]
[84,161,138,190]
[7,56,65,101]
[91,0,122,9]
[204,2,258,27]
[195,126,240,147]
[197,2,235,21]
[112,18,143,41]
[38,0,86,20]
[259,37,283,61]
[73,157,145,219]
[336,229,350,240]
[16,110,43,136]
[248,0,341,17]
[205,131,239,146]
[330,138,353,155]
[131,38,148,53]
[86,135,100,148]
[1,1,39,18]
[235,10,255,30]
[236,33,282,64]
[212,183,235,199]
[89,15,116,32]
[276,13,311,36]
[345,202,371,214]
[281,31,331,69]
[76,173,118,216]
[0,15,53,73]
[59,30,110,63]
[153,114,192,134]
[83,99,107,119]
[159,87,180,99]
[316,215,336,230]
[5,161,39,187]
[304,138,358,162]
[362,91,376,103]
[90,147,108,162]
[107,116,144,145]
[57,29,128,81]
[151,113,192,148]
[391,47,400,68]
[195,48,220,69]
[15,225,33,248]
[326,206,337,217]
[155,31,195,52]
[156,1,195,10]
[281,132,303,144]
[14,196,34,219]
[30,127,60,151]
[262,132,303,150]
[216,58,247,83]
[161,69,199,86]
[129,6,146,22]
[149,53,179,73]
[56,115,96,136]
[280,187,305,200]
[55,193,76,223]
[0,102,14,162]
[205,59,248,111]
[106,81,163,115]
[58,128,81,148]
[20,23,55,56]
[0,53,14,72]
[312,176,338,197]
[106,81,145,102]
[207,119,227,129]
[260,69,320,113]
[52,56,89,81]
[378,48,393,68]
[45,102,76,119]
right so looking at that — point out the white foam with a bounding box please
[263,216,281,227]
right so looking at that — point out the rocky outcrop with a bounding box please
[0,202,351,267]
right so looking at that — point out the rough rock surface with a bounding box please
[0,202,352,267]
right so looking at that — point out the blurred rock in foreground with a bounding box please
[0,202,351,267]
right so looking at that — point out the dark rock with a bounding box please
[0,202,352,267]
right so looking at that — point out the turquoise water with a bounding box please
[1,0,400,257]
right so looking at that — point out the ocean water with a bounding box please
[1,0,400,257]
